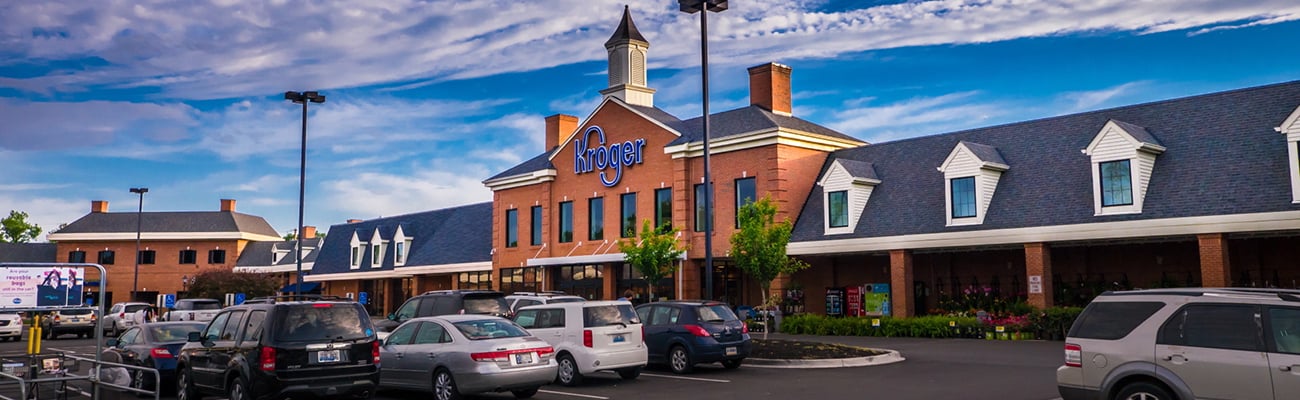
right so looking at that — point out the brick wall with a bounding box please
[57,239,243,302]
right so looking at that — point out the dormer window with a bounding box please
[1083,120,1164,215]
[1277,105,1300,203]
[371,243,382,266]
[349,232,362,269]
[817,159,880,235]
[938,141,1008,226]
[950,177,976,218]
[393,226,411,266]
[827,191,848,228]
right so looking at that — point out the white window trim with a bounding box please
[393,226,410,266]
[1083,120,1165,216]
[817,160,879,235]
[938,142,1007,227]
[1277,105,1300,203]
[349,232,362,269]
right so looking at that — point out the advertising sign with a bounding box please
[572,126,647,187]
[846,286,863,317]
[863,283,891,317]
[0,266,85,307]
[825,287,845,317]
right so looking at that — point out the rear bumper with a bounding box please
[457,362,557,394]
[690,338,752,363]
[581,347,647,374]
[1057,385,1099,400]
[256,372,379,400]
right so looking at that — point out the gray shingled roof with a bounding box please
[836,159,879,181]
[792,80,1300,242]
[1110,119,1162,147]
[485,148,557,181]
[666,106,864,146]
[604,5,647,48]
[959,141,1007,165]
[236,238,323,267]
[311,203,492,276]
[0,243,56,263]
[54,212,278,237]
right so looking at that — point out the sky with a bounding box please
[3,0,1300,241]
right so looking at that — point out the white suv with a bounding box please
[102,302,150,336]
[513,300,646,386]
[505,291,585,313]
[0,313,22,341]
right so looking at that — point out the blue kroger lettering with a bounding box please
[573,126,647,187]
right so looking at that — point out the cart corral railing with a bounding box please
[0,354,160,400]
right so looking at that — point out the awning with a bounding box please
[279,282,322,293]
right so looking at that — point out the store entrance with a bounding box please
[704,260,743,306]
[553,264,605,300]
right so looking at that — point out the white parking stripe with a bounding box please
[47,347,79,353]
[538,389,609,399]
[639,372,730,383]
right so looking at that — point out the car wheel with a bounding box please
[617,366,641,380]
[228,376,250,400]
[511,387,540,399]
[432,369,462,400]
[176,369,201,400]
[556,354,584,386]
[110,323,120,337]
[669,346,693,374]
[721,359,743,369]
[1116,382,1173,400]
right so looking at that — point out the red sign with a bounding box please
[846,286,862,317]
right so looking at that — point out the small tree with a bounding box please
[730,196,809,338]
[618,220,685,302]
[186,268,282,300]
[1,210,42,243]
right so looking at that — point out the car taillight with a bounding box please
[741,323,749,334]
[313,304,333,308]
[260,346,276,371]
[150,348,173,359]
[372,341,381,365]
[685,325,711,337]
[583,329,593,348]
[187,312,195,321]
[53,315,60,322]
[536,346,555,358]
[1064,343,1082,367]
[118,312,125,319]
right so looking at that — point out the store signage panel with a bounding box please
[573,126,646,187]
[1,266,85,307]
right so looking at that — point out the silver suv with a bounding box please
[505,291,585,313]
[1057,288,1300,400]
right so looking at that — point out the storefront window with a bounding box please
[621,192,637,238]
[457,271,492,290]
[589,197,604,240]
[618,263,675,305]
[500,267,541,294]
[554,265,604,300]
[558,201,573,243]
[694,184,709,232]
[735,177,756,228]
[531,206,543,246]
[655,188,672,232]
[505,209,518,247]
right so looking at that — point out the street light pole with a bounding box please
[680,0,727,301]
[284,91,325,296]
[129,187,148,302]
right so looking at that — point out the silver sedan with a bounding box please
[378,315,557,400]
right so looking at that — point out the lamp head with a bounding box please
[130,187,149,194]
[284,91,303,102]
[679,0,727,13]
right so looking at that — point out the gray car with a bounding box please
[378,315,557,400]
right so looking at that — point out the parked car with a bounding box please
[511,300,645,386]
[634,300,751,373]
[105,322,206,394]
[161,299,222,322]
[0,313,22,341]
[377,290,511,334]
[1057,288,1300,400]
[379,315,556,399]
[175,296,379,400]
[42,308,97,339]
[505,292,584,314]
[103,302,152,336]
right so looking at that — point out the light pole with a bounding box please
[130,187,148,302]
[680,0,726,301]
[284,91,325,296]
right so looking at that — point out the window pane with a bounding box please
[68,251,85,263]
[828,191,849,228]
[559,202,573,243]
[951,177,976,218]
[505,209,518,248]
[1159,304,1262,351]
[414,322,448,344]
[1270,308,1300,354]
[1068,301,1164,340]
[621,193,637,238]
[735,178,756,228]
[588,197,604,240]
[242,310,266,343]
[655,188,672,231]
[531,206,543,246]
[1100,160,1134,206]
[694,184,708,232]
[99,251,115,265]
[219,311,246,341]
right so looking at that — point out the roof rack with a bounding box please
[508,291,570,297]
[420,289,500,296]
[1101,287,1300,301]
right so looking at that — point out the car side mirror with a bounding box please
[106,339,119,347]
[187,332,201,342]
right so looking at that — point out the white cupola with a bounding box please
[599,6,655,107]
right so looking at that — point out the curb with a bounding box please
[743,349,905,369]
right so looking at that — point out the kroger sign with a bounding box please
[573,126,646,187]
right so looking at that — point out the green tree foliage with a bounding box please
[1,210,42,243]
[186,268,282,300]
[730,196,809,338]
[617,220,685,301]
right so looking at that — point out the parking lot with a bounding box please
[0,333,1064,400]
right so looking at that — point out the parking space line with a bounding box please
[538,389,609,399]
[639,372,730,383]
[47,347,78,353]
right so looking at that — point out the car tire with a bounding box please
[721,359,743,369]
[110,323,120,337]
[432,369,462,400]
[511,387,540,399]
[556,354,584,387]
[1116,381,1174,400]
[176,369,201,400]
[617,366,641,380]
[668,346,693,374]
[228,376,250,400]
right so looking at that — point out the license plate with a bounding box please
[725,347,737,356]
[613,334,626,343]
[317,350,340,363]
[512,352,534,365]
[69,318,79,322]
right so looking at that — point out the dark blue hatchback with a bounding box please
[634,301,751,374]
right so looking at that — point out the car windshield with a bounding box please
[464,297,510,315]
[184,301,222,310]
[149,324,205,343]
[62,309,94,315]
[452,319,529,341]
[274,304,370,342]
[583,304,640,327]
[697,305,739,322]
[124,305,149,313]
[548,298,583,304]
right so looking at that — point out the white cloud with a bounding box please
[826,92,1005,142]
[321,168,493,222]
[0,193,90,242]
[1059,81,1147,113]
[0,98,197,151]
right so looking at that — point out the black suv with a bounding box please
[375,290,510,333]
[175,295,379,400]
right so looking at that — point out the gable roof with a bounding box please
[958,141,1007,166]
[836,159,879,181]
[235,238,323,268]
[0,243,56,263]
[792,80,1300,243]
[1110,119,1162,147]
[310,202,492,275]
[666,106,863,146]
[49,211,279,240]
[485,148,557,181]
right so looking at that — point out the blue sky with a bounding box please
[3,0,1299,240]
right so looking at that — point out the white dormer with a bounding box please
[817,159,880,235]
[349,232,362,270]
[1277,105,1300,203]
[938,141,1008,226]
[272,246,289,264]
[1083,120,1165,215]
[393,226,412,266]
[370,228,386,267]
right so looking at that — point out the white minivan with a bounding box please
[513,300,646,386]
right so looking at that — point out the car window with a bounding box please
[149,324,204,343]
[652,306,680,326]
[1158,304,1263,351]
[464,297,509,315]
[515,299,540,310]
[453,319,529,340]
[413,322,449,344]
[537,309,565,328]
[549,297,583,304]
[219,311,246,341]
[125,304,148,313]
[1068,301,1164,340]
[189,301,222,310]
[241,310,267,343]
[584,304,640,328]
[417,297,436,317]
[395,299,421,321]
[386,323,417,346]
[636,306,652,325]
[433,297,458,315]
[514,310,540,329]
[110,304,122,313]
[1269,307,1300,354]
[204,312,231,341]
[119,328,140,346]
[275,304,368,342]
[698,305,738,322]
[63,308,94,315]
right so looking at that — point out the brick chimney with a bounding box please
[302,226,317,239]
[346,219,363,224]
[91,200,108,213]
[748,63,793,116]
[545,114,579,150]
[220,199,236,212]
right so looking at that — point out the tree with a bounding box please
[186,268,282,300]
[1,210,42,243]
[618,220,685,302]
[730,196,809,338]
[284,231,326,240]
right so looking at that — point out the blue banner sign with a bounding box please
[164,294,176,308]
[358,291,368,305]
[573,126,646,187]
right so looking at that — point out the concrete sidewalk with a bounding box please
[762,332,1064,367]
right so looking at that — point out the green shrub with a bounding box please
[778,314,983,339]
